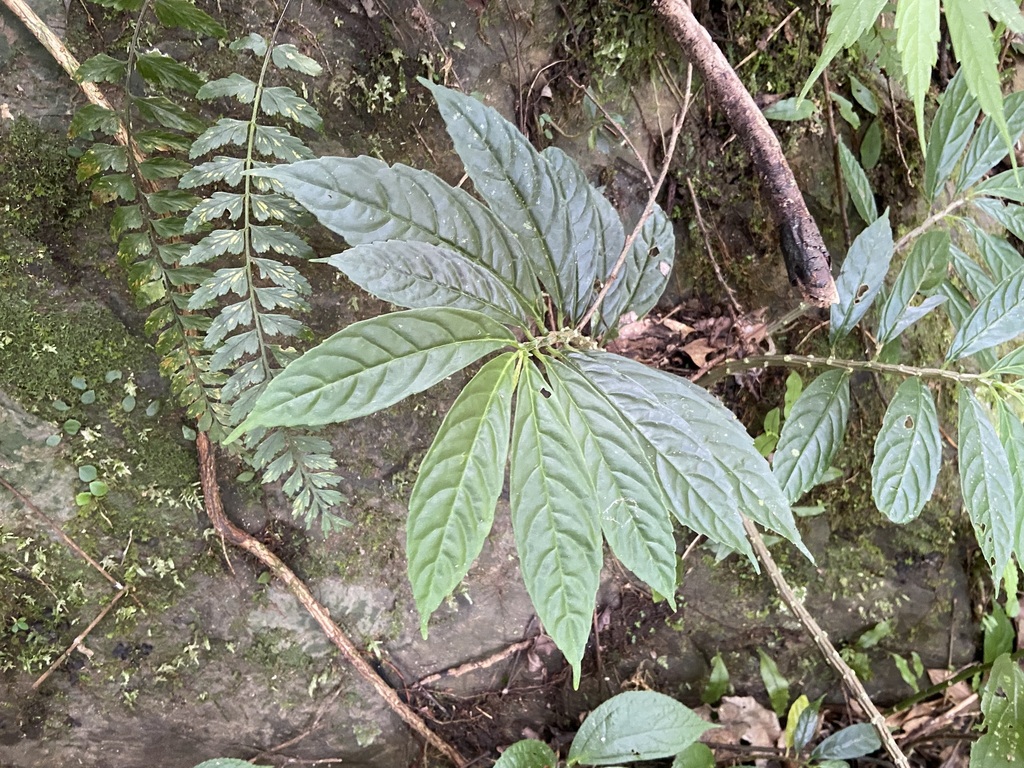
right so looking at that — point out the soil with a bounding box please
[0,0,984,766]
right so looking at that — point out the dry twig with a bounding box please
[417,639,534,688]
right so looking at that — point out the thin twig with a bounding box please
[886,75,915,182]
[734,6,800,71]
[32,587,128,689]
[821,69,851,250]
[893,198,970,253]
[416,639,534,687]
[569,76,653,187]
[686,177,742,314]
[742,517,911,768]
[196,434,467,768]
[577,66,693,333]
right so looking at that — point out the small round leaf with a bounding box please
[182,425,197,441]
[71,376,88,390]
[45,435,61,447]
[145,400,160,417]
[63,419,82,435]
[89,480,109,498]
[80,390,96,405]
[105,369,122,383]
[75,492,94,506]
[52,399,70,412]
[121,395,136,413]
[78,465,98,482]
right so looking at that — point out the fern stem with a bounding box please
[712,353,987,385]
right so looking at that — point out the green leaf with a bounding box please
[984,604,1015,663]
[773,369,851,504]
[259,86,323,130]
[190,118,250,157]
[785,695,815,751]
[186,191,246,230]
[861,119,882,170]
[672,743,715,768]
[830,91,861,130]
[964,222,1024,282]
[830,210,894,343]
[323,242,528,325]
[152,0,226,37]
[569,351,754,560]
[230,308,516,436]
[63,419,81,435]
[838,139,877,224]
[762,97,815,121]
[986,0,1024,36]
[567,691,712,765]
[80,389,96,405]
[70,104,120,137]
[75,492,93,506]
[702,653,730,705]
[871,378,942,524]
[89,480,109,497]
[895,0,940,149]
[146,189,197,214]
[876,230,950,344]
[256,157,539,307]
[132,96,204,133]
[958,92,1024,192]
[996,400,1024,562]
[135,52,203,94]
[849,75,878,114]
[950,243,997,301]
[597,205,675,333]
[811,723,881,760]
[185,229,245,265]
[925,69,980,201]
[179,156,246,188]
[253,125,313,162]
[45,434,61,447]
[77,143,128,180]
[758,648,790,716]
[408,352,518,635]
[271,44,322,76]
[947,270,1024,360]
[493,739,557,768]
[989,346,1024,376]
[546,359,678,603]
[79,465,98,482]
[511,362,601,687]
[972,653,1024,768]
[134,129,193,154]
[958,387,1015,587]
[196,73,256,102]
[91,173,137,204]
[798,0,887,102]
[250,225,313,258]
[975,168,1024,203]
[138,157,191,181]
[193,760,271,768]
[422,79,572,314]
[230,33,267,56]
[76,53,127,84]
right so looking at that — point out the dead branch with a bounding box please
[416,639,534,688]
[654,0,839,308]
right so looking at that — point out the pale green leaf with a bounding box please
[849,75,878,114]
[546,359,678,603]
[995,400,1024,562]
[971,653,1024,767]
[871,378,942,524]
[193,760,271,768]
[958,387,1015,587]
[184,229,245,265]
[989,345,1024,376]
[206,300,252,347]
[986,0,1024,38]
[568,351,753,560]
[963,221,1024,282]
[190,118,250,158]
[876,230,950,344]
[186,191,246,230]
[196,73,256,102]
[830,210,894,343]
[838,138,877,224]
[811,723,881,760]
[322,242,528,325]
[179,156,246,188]
[773,369,851,504]
[493,739,557,768]
[209,329,258,370]
[250,225,314,258]
[925,69,979,201]
[758,648,790,716]
[971,198,1024,240]
[408,352,517,635]
[958,92,1024,192]
[511,362,602,687]
[672,743,715,768]
[255,157,540,307]
[798,0,887,101]
[567,691,712,765]
[895,0,940,149]
[949,243,997,300]
[230,33,267,56]
[702,653,730,705]
[253,125,313,162]
[946,2,1010,165]
[947,270,1024,360]
[259,86,323,130]
[762,97,815,121]
[189,266,249,308]
[830,91,861,129]
[975,168,1024,202]
[271,44,322,76]
[229,308,516,436]
[423,79,572,314]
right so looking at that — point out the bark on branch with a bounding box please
[654,0,840,308]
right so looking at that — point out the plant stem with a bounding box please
[742,517,911,768]
[888,648,1024,713]
[703,353,986,386]
[893,197,970,253]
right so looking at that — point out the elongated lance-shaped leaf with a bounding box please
[876,230,950,345]
[975,169,1024,204]
[572,350,809,558]
[422,79,574,316]
[773,369,851,504]
[946,0,1012,160]
[871,378,942,524]
[322,242,527,326]
[958,92,1024,193]
[958,387,1015,588]
[838,139,877,224]
[798,0,887,102]
[947,270,1024,361]
[925,69,980,202]
[408,352,519,636]
[596,205,675,334]
[996,400,1024,562]
[830,210,894,343]
[541,146,601,321]
[545,358,678,603]
[567,351,753,560]
[510,362,602,687]
[254,157,540,312]
[567,690,712,765]
[963,221,1024,283]
[895,0,940,151]
[228,308,516,438]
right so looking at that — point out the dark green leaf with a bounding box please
[134,129,193,153]
[76,53,126,84]
[409,353,518,635]
[773,369,851,504]
[152,216,188,238]
[70,104,120,137]
[964,221,1024,282]
[138,157,191,181]
[91,173,137,204]
[811,723,881,760]
[758,649,789,716]
[323,242,528,325]
[849,75,878,114]
[976,169,1024,203]
[950,243,996,301]
[567,690,712,765]
[996,400,1024,561]
[925,69,980,201]
[146,189,198,214]
[762,97,815,121]
[798,0,887,102]
[492,739,557,768]
[135,52,203,94]
[196,73,256,102]
[546,359,678,603]
[190,119,250,158]
[830,91,861,129]
[259,86,323,130]
[861,119,882,170]
[958,387,1015,586]
[77,143,128,180]
[511,362,601,687]
[838,138,877,224]
[702,653,730,704]
[152,0,227,37]
[830,210,894,343]
[947,270,1024,360]
[958,92,1024,192]
[876,230,950,344]
[871,378,942,524]
[971,653,1024,768]
[132,96,204,133]
[271,44,322,76]
[229,308,516,436]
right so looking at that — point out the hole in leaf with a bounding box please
[903,416,914,429]
[540,388,551,399]
[853,284,870,303]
